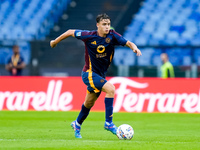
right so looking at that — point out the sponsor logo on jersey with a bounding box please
[97,45,105,53]
[96,53,107,58]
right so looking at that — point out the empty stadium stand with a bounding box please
[0,0,199,77]
[115,0,200,76]
[0,0,71,75]
[0,0,70,40]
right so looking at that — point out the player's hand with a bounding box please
[133,49,142,56]
[50,40,57,48]
[9,63,13,67]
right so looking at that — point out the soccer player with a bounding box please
[50,13,142,138]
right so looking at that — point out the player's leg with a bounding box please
[102,82,115,123]
[77,91,100,125]
[71,92,100,138]
[102,82,117,135]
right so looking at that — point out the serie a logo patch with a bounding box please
[76,32,81,36]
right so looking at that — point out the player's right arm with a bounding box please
[50,29,75,48]
[5,63,12,71]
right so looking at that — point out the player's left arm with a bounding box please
[125,41,142,56]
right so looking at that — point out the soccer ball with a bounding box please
[116,124,134,140]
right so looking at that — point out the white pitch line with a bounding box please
[0,139,114,142]
[0,139,199,144]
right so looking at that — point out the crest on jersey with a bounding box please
[97,45,105,53]
[105,38,111,43]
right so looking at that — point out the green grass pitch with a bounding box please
[0,111,200,150]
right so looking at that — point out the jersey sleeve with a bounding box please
[74,30,92,42]
[112,30,128,46]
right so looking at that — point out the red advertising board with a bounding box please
[0,76,200,113]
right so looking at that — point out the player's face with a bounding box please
[160,54,168,63]
[13,46,19,55]
[97,19,111,36]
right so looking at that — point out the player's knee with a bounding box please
[84,101,94,108]
[84,97,97,108]
[102,82,115,97]
[107,84,115,97]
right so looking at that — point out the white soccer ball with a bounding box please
[116,124,134,140]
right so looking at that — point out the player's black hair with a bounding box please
[12,45,19,49]
[96,13,111,23]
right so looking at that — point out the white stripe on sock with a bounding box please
[105,122,110,125]
[76,120,81,127]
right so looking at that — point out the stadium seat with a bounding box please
[114,48,135,66]
[137,48,155,66]
[0,0,71,65]
[193,49,200,65]
[0,0,71,41]
[124,0,199,46]
[114,0,200,67]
